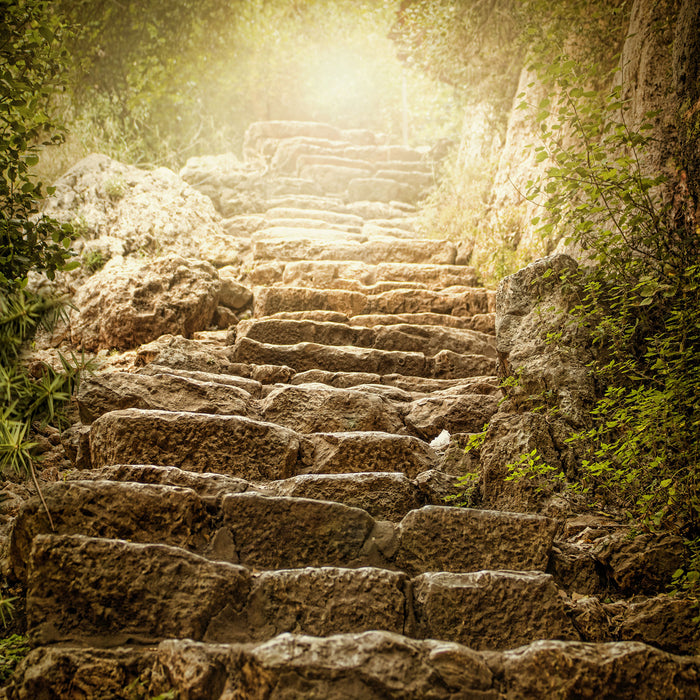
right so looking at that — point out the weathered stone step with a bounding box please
[350,311,495,334]
[231,337,496,379]
[347,177,419,204]
[75,370,255,424]
[252,237,456,265]
[265,206,364,229]
[263,193,348,212]
[345,199,413,219]
[76,372,500,441]
[8,635,699,700]
[252,225,366,243]
[269,260,479,290]
[290,369,500,394]
[88,409,311,477]
[253,285,493,318]
[263,217,363,233]
[10,480,557,580]
[235,318,496,358]
[26,535,576,651]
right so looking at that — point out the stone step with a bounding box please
[344,199,413,219]
[263,193,348,212]
[10,480,557,580]
[300,163,373,194]
[252,225,366,243]
[264,206,364,228]
[348,177,419,204]
[275,260,479,289]
[253,285,493,317]
[361,222,420,239]
[263,217,363,233]
[290,369,500,394]
[375,169,434,190]
[230,337,496,379]
[88,408,311,477]
[76,371,500,439]
[350,311,495,334]
[235,318,496,358]
[252,236,455,265]
[8,635,699,700]
[75,465,427,521]
[26,534,576,650]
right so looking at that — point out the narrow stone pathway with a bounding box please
[3,121,699,699]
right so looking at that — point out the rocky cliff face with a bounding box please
[482,0,700,263]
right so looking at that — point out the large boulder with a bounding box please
[70,255,222,351]
[43,153,239,266]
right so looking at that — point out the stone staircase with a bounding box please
[3,121,700,699]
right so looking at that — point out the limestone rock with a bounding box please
[268,473,423,521]
[231,337,427,377]
[43,153,236,264]
[236,632,495,699]
[135,334,239,375]
[395,506,557,576]
[9,480,208,581]
[489,639,700,699]
[76,371,254,424]
[72,465,251,506]
[220,493,381,570]
[496,254,594,427]
[413,570,578,649]
[70,255,221,351]
[404,393,500,440]
[89,408,311,480]
[308,432,438,478]
[593,530,689,595]
[27,534,251,645]
[260,383,404,434]
[245,567,407,640]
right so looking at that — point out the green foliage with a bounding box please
[0,0,78,286]
[505,448,566,496]
[42,0,462,172]
[521,51,700,603]
[81,248,106,274]
[0,635,29,684]
[0,1,91,501]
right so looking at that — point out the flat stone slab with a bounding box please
[231,337,428,377]
[252,225,366,242]
[76,371,254,424]
[395,506,558,576]
[136,364,264,398]
[28,534,251,646]
[9,480,208,581]
[308,432,438,479]
[89,408,310,479]
[267,472,424,521]
[71,464,251,505]
[403,392,501,440]
[235,318,496,358]
[245,567,408,641]
[220,493,382,570]
[252,238,456,265]
[280,260,479,290]
[265,207,364,228]
[8,636,700,700]
[231,337,494,379]
[260,383,404,434]
[413,571,578,650]
[350,311,495,333]
[254,285,491,317]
